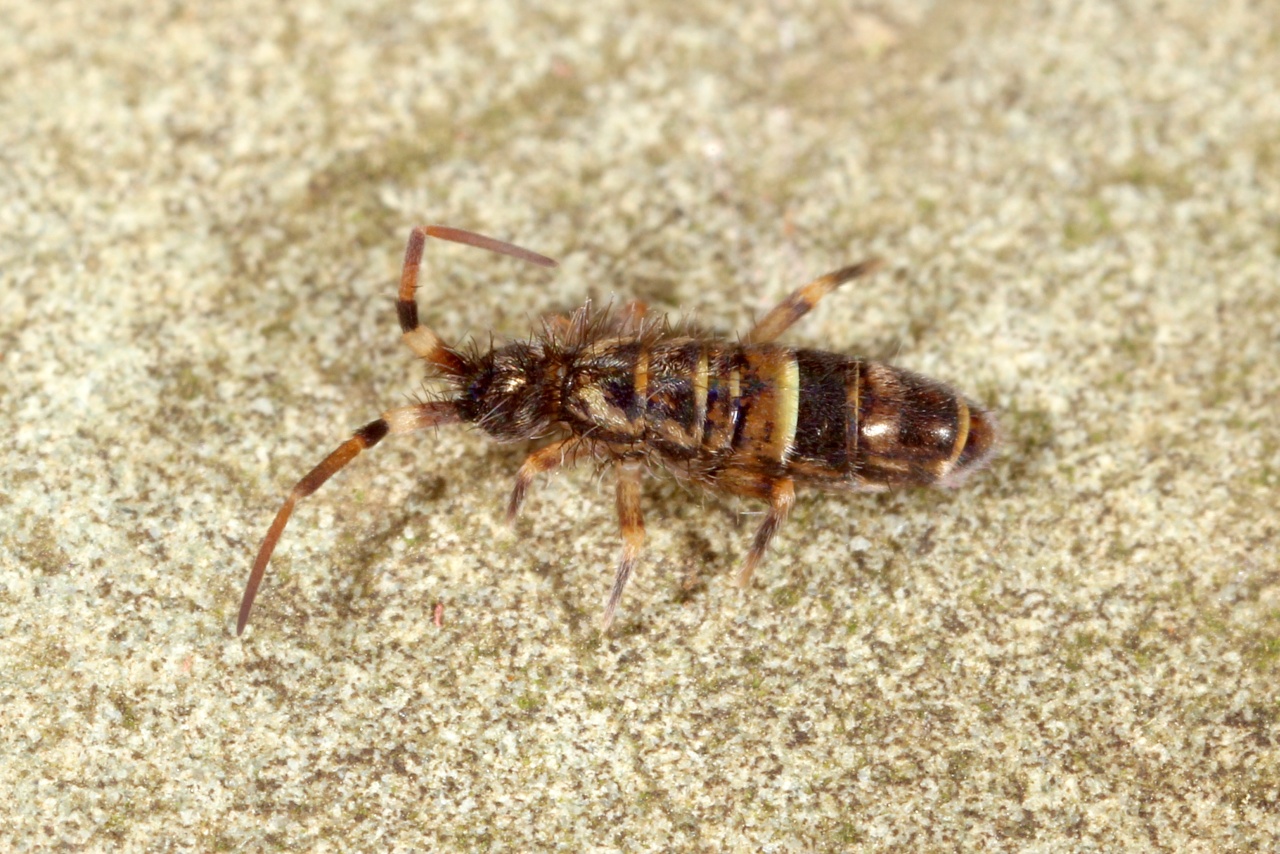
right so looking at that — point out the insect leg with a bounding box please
[602,460,646,631]
[237,401,460,635]
[735,477,796,588]
[398,225,557,371]
[506,436,587,523]
[744,258,885,344]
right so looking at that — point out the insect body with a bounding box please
[236,226,997,634]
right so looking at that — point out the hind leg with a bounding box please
[735,477,796,588]
[745,258,884,344]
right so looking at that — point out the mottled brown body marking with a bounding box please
[237,226,997,634]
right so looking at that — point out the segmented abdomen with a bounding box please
[781,349,997,491]
[564,339,996,496]
[570,335,998,491]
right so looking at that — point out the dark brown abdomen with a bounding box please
[640,343,995,495]
[837,358,997,490]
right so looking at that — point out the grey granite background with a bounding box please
[3,0,1278,850]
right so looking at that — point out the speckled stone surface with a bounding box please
[3,1,1278,850]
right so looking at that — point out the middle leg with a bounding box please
[601,460,646,631]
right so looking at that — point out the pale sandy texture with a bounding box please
[3,0,1278,850]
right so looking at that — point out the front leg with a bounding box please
[506,437,587,523]
[601,460,646,631]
